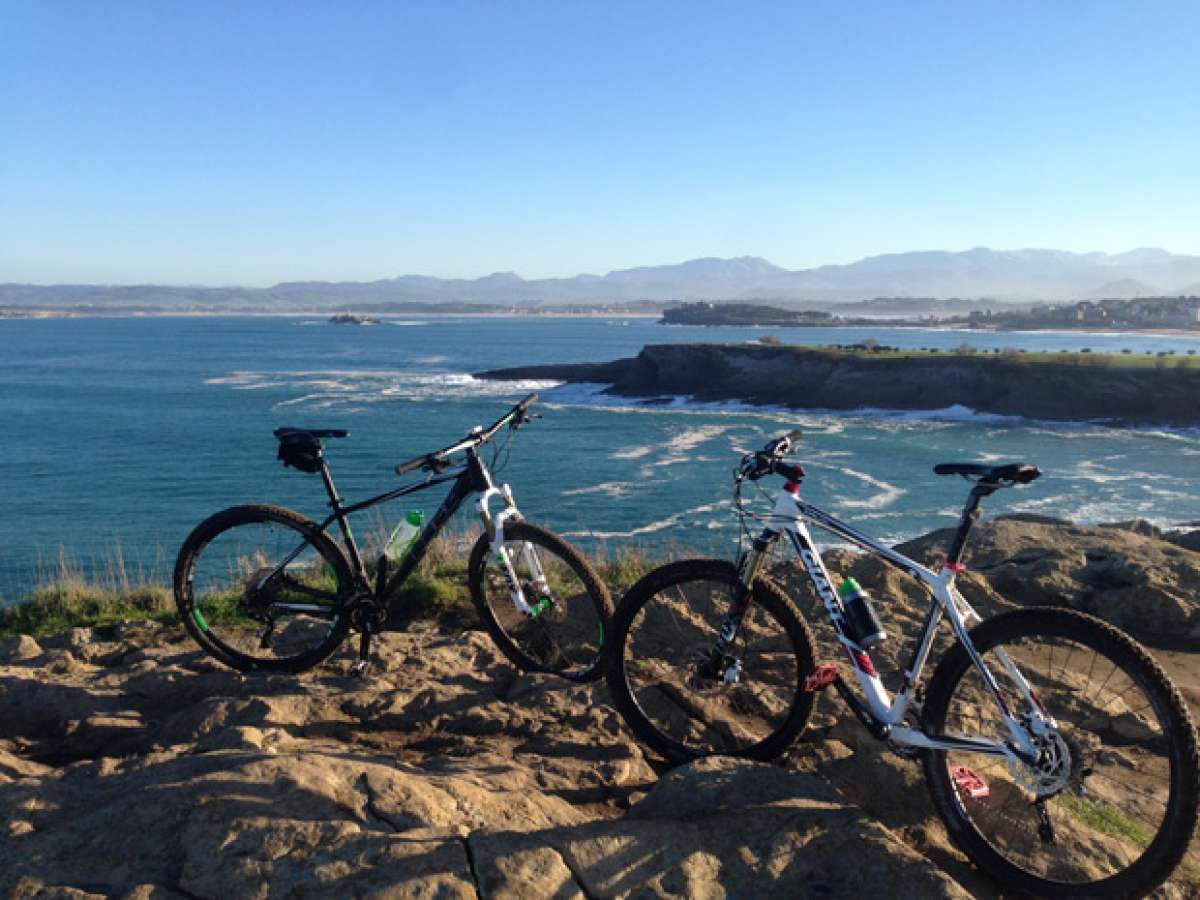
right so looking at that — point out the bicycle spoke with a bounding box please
[620,572,805,756]
[934,619,1181,890]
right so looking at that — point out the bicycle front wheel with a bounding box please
[173,504,354,673]
[922,607,1199,898]
[468,520,612,682]
[605,559,817,763]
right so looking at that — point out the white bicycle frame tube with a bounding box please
[754,487,1043,761]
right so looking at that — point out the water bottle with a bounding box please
[384,510,425,562]
[838,576,887,647]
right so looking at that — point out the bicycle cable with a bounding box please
[732,456,800,562]
[488,415,523,476]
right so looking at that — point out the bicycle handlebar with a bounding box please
[739,431,806,483]
[394,393,539,475]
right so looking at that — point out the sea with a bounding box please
[3,314,1200,604]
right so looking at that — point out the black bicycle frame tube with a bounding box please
[311,449,491,592]
[375,448,491,600]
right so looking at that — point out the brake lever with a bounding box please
[423,454,450,474]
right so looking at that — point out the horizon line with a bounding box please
[3,245,1197,291]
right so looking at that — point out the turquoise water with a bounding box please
[2,314,1199,603]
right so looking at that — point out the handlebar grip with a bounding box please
[775,461,806,482]
[395,455,430,476]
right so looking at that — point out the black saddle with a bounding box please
[273,427,349,473]
[934,462,1040,484]
[274,427,349,440]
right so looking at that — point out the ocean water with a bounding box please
[2,314,1199,603]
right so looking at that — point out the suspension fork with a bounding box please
[702,535,774,666]
[478,483,544,615]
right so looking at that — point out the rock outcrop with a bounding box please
[2,516,1198,897]
[477,343,1200,425]
[1,621,970,899]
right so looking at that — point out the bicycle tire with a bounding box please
[468,520,613,682]
[605,558,817,764]
[922,607,1199,898]
[174,504,354,673]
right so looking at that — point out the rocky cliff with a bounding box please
[1,518,1197,898]
[478,344,1200,425]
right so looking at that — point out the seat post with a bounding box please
[945,482,997,568]
[318,458,343,512]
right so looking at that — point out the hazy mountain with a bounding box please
[1083,278,1162,298]
[4,248,1200,310]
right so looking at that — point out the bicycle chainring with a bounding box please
[345,595,388,633]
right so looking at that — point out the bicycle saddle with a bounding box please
[933,462,1040,483]
[273,427,350,440]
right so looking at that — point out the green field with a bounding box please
[761,340,1200,370]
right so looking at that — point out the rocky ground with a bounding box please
[1,517,1197,899]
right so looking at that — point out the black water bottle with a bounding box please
[839,577,887,647]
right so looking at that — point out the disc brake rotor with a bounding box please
[1008,729,1073,796]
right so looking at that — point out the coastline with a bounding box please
[5,308,1200,335]
[479,342,1200,427]
[0,308,663,320]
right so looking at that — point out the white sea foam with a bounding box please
[670,424,731,452]
[205,368,561,409]
[561,481,635,498]
[204,373,260,385]
[562,499,731,540]
[546,383,1200,436]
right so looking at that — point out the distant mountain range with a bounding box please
[4,247,1200,311]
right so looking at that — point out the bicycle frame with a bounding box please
[262,445,545,619]
[734,485,1049,765]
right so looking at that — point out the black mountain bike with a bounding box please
[174,395,612,681]
[606,431,1198,898]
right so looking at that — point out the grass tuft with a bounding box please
[0,526,657,638]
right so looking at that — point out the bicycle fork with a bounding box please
[478,485,551,617]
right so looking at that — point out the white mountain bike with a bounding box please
[606,431,1198,898]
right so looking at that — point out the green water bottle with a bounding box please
[839,576,887,648]
[385,510,425,562]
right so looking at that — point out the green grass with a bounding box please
[0,581,179,638]
[1059,792,1155,848]
[0,530,657,639]
[781,344,1196,370]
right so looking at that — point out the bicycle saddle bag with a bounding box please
[276,432,324,473]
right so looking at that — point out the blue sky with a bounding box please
[2,1,1198,285]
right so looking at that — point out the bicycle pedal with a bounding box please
[950,766,990,800]
[803,664,840,693]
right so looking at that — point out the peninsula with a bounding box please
[477,342,1200,426]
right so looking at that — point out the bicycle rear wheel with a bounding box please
[922,608,1199,898]
[469,520,612,682]
[606,559,817,763]
[173,504,353,673]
